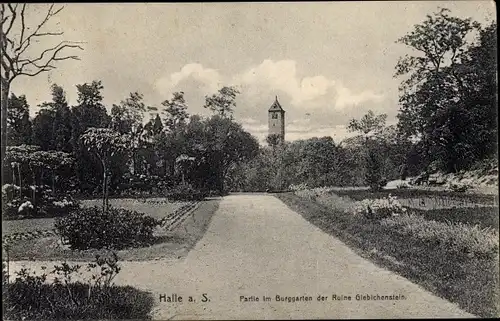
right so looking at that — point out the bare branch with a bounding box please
[1,12,9,26]
[5,3,18,36]
[2,3,83,83]
[16,67,52,78]
[1,37,15,75]
[17,40,83,66]
[18,4,26,48]
[15,4,66,54]
[14,41,83,79]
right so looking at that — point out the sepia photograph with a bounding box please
[1,1,498,319]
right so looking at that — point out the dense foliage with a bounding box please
[2,253,155,320]
[2,84,259,197]
[395,9,497,173]
[55,206,159,250]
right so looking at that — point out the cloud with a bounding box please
[334,84,385,110]
[155,59,385,111]
[238,59,336,105]
[153,60,388,143]
[240,117,259,125]
[154,63,223,94]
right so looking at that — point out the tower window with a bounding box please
[272,113,278,119]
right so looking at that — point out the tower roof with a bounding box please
[268,96,285,112]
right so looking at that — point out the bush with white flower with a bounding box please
[52,197,75,208]
[352,194,407,219]
[294,186,329,199]
[18,200,34,216]
[2,184,21,201]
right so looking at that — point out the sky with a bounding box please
[9,1,496,144]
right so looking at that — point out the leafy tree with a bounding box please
[266,134,282,149]
[347,110,387,135]
[394,8,493,173]
[111,92,146,134]
[149,114,164,137]
[111,92,148,177]
[364,149,385,191]
[6,93,32,146]
[81,128,130,210]
[348,111,388,190]
[206,116,259,192]
[161,91,189,131]
[455,22,498,163]
[5,145,74,210]
[32,84,72,151]
[51,85,73,152]
[203,86,240,118]
[32,108,55,151]
[71,81,111,193]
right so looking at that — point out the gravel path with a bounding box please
[9,194,474,319]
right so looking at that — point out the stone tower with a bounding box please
[268,96,285,142]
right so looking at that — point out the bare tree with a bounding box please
[1,3,83,170]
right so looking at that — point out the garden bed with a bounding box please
[331,188,498,206]
[275,192,499,318]
[3,199,220,261]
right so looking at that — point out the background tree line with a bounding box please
[4,83,259,196]
[232,11,497,191]
[3,8,496,195]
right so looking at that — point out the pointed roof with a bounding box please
[268,96,285,112]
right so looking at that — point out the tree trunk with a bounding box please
[1,80,10,186]
[52,169,56,196]
[31,168,36,211]
[163,158,168,177]
[17,163,22,199]
[102,169,107,212]
[99,157,107,212]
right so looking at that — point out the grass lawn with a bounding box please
[2,217,55,236]
[275,192,499,318]
[4,198,220,261]
[411,206,499,230]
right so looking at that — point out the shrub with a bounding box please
[289,183,309,191]
[2,183,80,220]
[352,194,407,219]
[55,206,160,250]
[2,253,154,320]
[2,197,34,219]
[294,186,333,200]
[447,182,472,193]
[165,183,206,201]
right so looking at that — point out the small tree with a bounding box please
[348,110,388,191]
[365,147,384,191]
[81,128,130,211]
[203,86,240,119]
[266,134,282,149]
